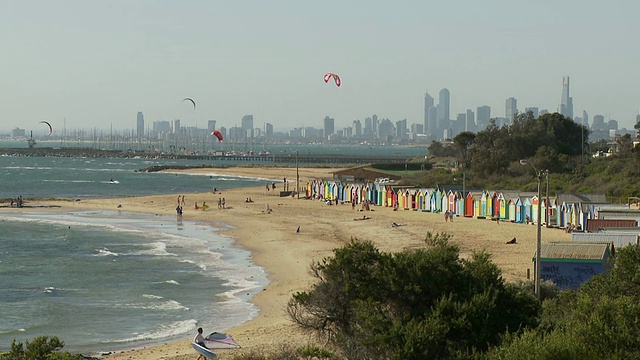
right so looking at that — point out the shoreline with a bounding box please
[16,166,571,360]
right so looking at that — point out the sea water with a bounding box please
[0,210,267,355]
[0,149,424,354]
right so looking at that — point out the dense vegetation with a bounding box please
[418,112,640,202]
[0,336,83,360]
[272,234,640,360]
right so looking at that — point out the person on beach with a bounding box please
[177,195,181,205]
[194,327,208,360]
[222,198,226,209]
[181,195,185,205]
[218,198,222,209]
[194,202,199,210]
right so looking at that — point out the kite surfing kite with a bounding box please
[323,72,341,87]
[182,97,196,110]
[204,332,240,349]
[39,121,53,136]
[211,130,223,142]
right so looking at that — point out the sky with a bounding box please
[2,0,640,134]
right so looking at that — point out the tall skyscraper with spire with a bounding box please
[560,76,573,119]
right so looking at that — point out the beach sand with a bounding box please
[32,166,570,359]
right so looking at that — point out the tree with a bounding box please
[0,336,83,360]
[287,234,540,360]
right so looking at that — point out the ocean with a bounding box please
[0,145,422,355]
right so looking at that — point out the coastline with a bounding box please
[26,166,570,360]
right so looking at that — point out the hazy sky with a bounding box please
[2,1,640,134]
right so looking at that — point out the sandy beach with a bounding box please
[31,166,570,359]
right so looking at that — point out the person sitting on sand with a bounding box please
[194,202,199,210]
[392,222,405,227]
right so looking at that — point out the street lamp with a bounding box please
[520,159,542,301]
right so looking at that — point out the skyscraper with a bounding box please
[424,91,435,134]
[207,120,216,133]
[466,109,475,132]
[476,105,491,130]
[136,112,144,139]
[560,76,573,119]
[505,97,518,122]
[241,115,254,139]
[437,88,450,137]
[525,107,539,118]
[324,116,335,139]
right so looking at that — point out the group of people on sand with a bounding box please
[444,210,454,222]
[244,198,254,203]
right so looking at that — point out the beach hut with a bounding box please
[329,182,337,200]
[523,197,532,223]
[380,185,387,207]
[410,190,420,211]
[498,193,507,220]
[434,187,442,212]
[386,187,395,207]
[464,192,474,217]
[441,192,448,214]
[479,191,488,217]
[508,198,517,222]
[447,190,456,212]
[514,197,526,223]
[535,242,613,290]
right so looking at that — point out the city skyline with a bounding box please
[2,1,640,133]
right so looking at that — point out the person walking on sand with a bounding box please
[194,327,208,360]
[218,198,222,209]
[296,226,300,234]
[222,198,226,209]
[181,195,185,205]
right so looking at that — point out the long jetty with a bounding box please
[0,148,412,165]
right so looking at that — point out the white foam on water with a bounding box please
[110,319,197,343]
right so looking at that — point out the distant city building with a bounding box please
[241,115,254,139]
[581,111,589,127]
[352,119,362,137]
[228,126,244,141]
[560,75,574,119]
[437,88,450,136]
[411,123,423,135]
[525,107,539,118]
[11,127,26,137]
[609,119,618,131]
[592,114,606,130]
[265,123,273,136]
[323,116,335,139]
[207,120,216,133]
[505,97,517,123]
[364,117,374,137]
[539,109,549,116]
[372,114,379,138]
[378,118,395,139]
[396,119,407,139]
[466,109,475,132]
[477,105,491,130]
[424,91,435,134]
[173,119,181,134]
[455,113,466,136]
[427,106,437,135]
[136,112,144,139]
[153,121,171,134]
[343,126,353,138]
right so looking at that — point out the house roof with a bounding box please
[539,242,612,261]
[557,193,608,204]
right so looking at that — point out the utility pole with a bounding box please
[296,150,299,199]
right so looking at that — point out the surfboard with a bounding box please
[191,342,217,359]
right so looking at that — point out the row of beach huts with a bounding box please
[305,179,640,290]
